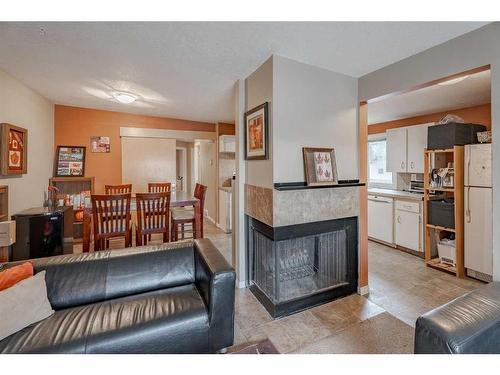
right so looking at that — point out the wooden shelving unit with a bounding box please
[424,146,465,277]
[49,177,95,239]
[0,185,8,262]
[0,185,8,222]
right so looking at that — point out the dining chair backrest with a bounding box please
[148,182,172,193]
[91,193,132,250]
[136,192,171,246]
[194,183,207,238]
[105,184,132,195]
[194,183,207,217]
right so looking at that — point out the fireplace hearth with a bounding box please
[246,216,358,318]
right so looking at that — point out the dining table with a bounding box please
[82,191,201,252]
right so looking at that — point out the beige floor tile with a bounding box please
[233,322,247,346]
[242,310,334,353]
[292,312,414,354]
[367,240,483,327]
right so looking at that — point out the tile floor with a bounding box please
[367,240,482,327]
[229,239,483,354]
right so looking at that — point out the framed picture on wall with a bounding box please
[90,136,110,153]
[55,146,86,177]
[303,147,338,186]
[0,123,28,175]
[244,102,269,160]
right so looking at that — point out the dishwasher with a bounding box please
[368,194,394,245]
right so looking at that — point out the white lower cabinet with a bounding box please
[394,200,422,252]
[368,195,394,244]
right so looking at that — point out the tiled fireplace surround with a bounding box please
[245,184,361,317]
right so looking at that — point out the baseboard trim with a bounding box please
[358,285,369,295]
[368,237,396,248]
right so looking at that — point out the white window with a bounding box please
[368,138,393,187]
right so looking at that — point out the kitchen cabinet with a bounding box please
[368,194,394,244]
[386,128,407,173]
[394,200,422,252]
[219,135,235,153]
[407,125,428,173]
[386,124,430,174]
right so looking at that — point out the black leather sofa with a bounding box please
[415,281,500,354]
[0,239,236,354]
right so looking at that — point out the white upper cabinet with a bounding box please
[407,125,428,173]
[386,128,407,173]
[219,135,236,152]
[386,124,429,174]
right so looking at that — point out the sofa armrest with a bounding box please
[194,238,236,352]
[415,282,500,354]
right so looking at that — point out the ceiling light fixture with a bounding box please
[113,92,138,104]
[437,75,470,86]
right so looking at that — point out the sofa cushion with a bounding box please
[0,271,54,341]
[32,242,196,310]
[0,262,33,291]
[0,284,209,354]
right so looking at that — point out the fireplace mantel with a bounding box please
[245,182,362,228]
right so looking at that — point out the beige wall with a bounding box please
[245,56,274,188]
[273,55,359,182]
[0,68,54,216]
[121,137,176,193]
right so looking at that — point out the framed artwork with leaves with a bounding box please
[303,147,338,186]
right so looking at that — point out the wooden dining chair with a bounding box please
[135,192,171,246]
[105,184,132,194]
[148,182,172,193]
[91,193,132,251]
[171,183,207,241]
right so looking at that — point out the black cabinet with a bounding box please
[427,123,486,150]
[11,207,66,261]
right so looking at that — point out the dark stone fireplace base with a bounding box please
[246,216,358,318]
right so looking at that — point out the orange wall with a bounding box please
[54,105,216,193]
[368,103,491,135]
[218,122,235,136]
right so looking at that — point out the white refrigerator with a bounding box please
[464,143,493,280]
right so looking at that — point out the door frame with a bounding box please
[175,146,187,192]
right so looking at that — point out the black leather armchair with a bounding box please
[0,239,236,354]
[415,282,500,354]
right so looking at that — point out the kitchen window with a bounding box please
[368,137,393,187]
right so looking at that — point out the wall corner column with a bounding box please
[358,102,369,293]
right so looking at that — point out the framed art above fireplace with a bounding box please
[303,147,338,186]
[244,102,269,160]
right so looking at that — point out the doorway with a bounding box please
[359,65,491,326]
[176,147,187,192]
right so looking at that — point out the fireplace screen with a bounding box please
[251,228,349,303]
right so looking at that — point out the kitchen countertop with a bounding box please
[368,188,425,201]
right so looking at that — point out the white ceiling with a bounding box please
[0,22,488,123]
[368,69,491,124]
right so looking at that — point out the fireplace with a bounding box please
[246,216,358,318]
